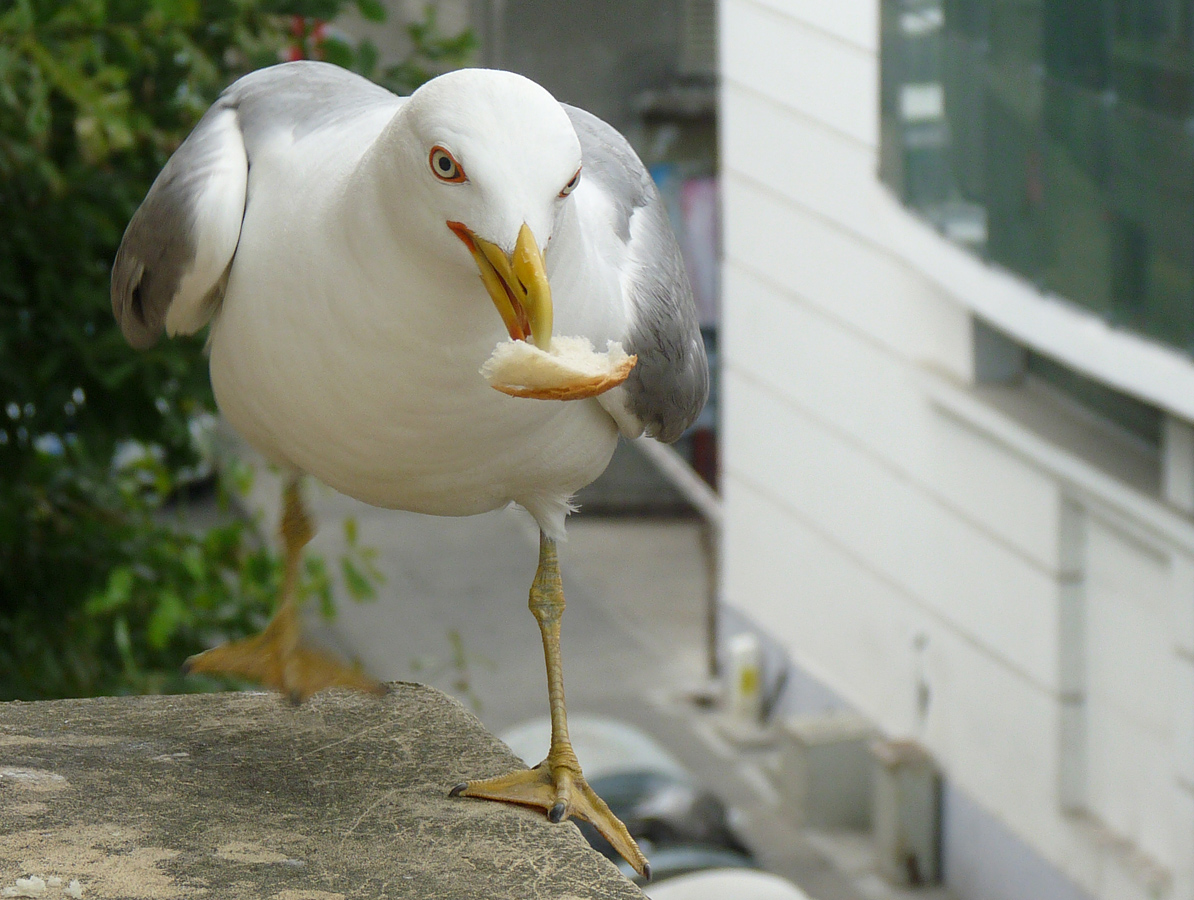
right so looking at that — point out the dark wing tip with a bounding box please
[111,248,164,350]
[637,337,710,444]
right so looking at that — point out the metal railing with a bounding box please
[633,437,722,680]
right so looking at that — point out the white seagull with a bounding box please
[112,61,707,878]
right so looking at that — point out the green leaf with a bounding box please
[355,38,378,77]
[319,35,354,70]
[303,555,335,619]
[86,566,135,614]
[181,544,205,582]
[341,557,374,601]
[355,0,385,23]
[113,615,134,669]
[146,590,186,649]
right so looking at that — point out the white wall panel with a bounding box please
[1085,714,1172,871]
[722,476,918,735]
[724,264,1064,571]
[1177,653,1194,789]
[723,87,883,243]
[1097,852,1169,900]
[1085,518,1172,735]
[730,0,879,51]
[917,604,1069,858]
[723,477,1099,894]
[1174,555,1194,659]
[1172,785,1194,900]
[1084,517,1174,866]
[721,0,1192,894]
[723,369,1063,689]
[722,177,915,353]
[722,0,878,145]
[722,263,925,472]
[722,176,971,375]
[927,408,1066,570]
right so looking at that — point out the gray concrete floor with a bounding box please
[229,448,949,900]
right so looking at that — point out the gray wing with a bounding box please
[562,104,709,444]
[112,62,399,349]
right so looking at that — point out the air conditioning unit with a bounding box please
[872,739,942,886]
[774,711,876,829]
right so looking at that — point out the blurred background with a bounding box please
[2,2,1192,900]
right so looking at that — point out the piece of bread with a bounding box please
[481,336,637,400]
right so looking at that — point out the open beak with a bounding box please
[447,221,553,350]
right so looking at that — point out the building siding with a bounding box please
[720,2,1194,898]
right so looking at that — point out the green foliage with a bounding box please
[0,439,278,697]
[0,1,474,700]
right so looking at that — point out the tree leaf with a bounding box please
[146,590,186,649]
[86,566,135,614]
[355,0,385,23]
[341,557,374,601]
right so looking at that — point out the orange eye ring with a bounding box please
[430,146,467,183]
[559,167,581,197]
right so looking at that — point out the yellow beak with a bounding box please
[447,221,553,350]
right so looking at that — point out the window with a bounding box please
[971,318,1163,494]
[881,0,1194,354]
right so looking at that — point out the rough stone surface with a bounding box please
[0,685,644,899]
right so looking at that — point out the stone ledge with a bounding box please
[0,685,644,900]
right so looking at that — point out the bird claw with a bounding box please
[184,635,386,703]
[451,761,650,878]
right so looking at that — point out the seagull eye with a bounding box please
[559,168,581,197]
[430,146,466,183]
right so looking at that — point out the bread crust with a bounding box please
[481,336,637,401]
[489,354,637,400]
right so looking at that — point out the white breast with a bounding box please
[206,135,619,538]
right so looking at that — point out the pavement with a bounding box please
[221,436,952,900]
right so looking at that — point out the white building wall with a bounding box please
[719,2,1194,899]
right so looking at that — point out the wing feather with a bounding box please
[112,61,400,349]
[562,105,709,443]
[112,103,247,349]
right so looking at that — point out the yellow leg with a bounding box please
[451,532,651,879]
[184,477,386,703]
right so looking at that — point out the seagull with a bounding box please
[111,61,707,878]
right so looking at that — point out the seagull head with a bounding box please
[393,68,583,350]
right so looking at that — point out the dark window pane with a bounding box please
[1026,351,1163,446]
[880,0,1194,356]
